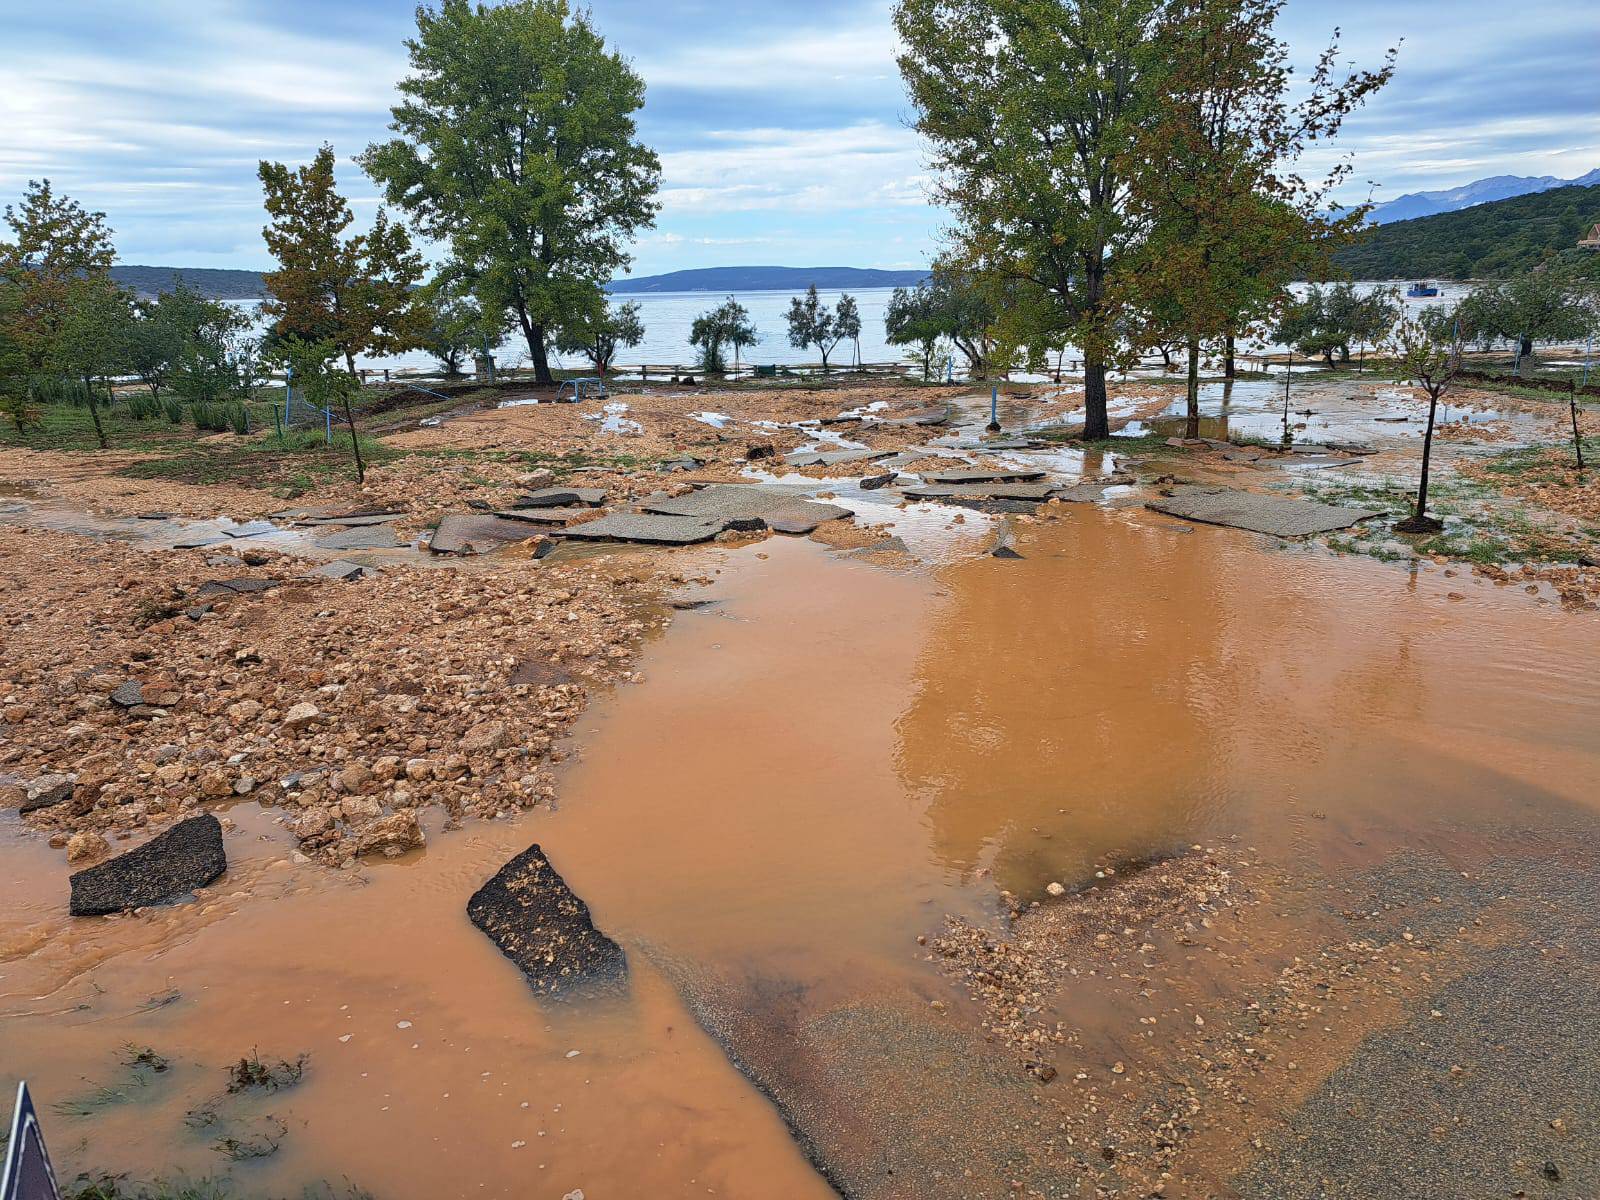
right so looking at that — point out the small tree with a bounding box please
[928,268,997,380]
[127,283,240,402]
[1387,309,1464,534]
[50,279,134,448]
[259,145,427,377]
[885,284,944,380]
[0,292,36,433]
[275,338,368,482]
[835,294,862,368]
[421,283,513,377]
[169,301,258,409]
[553,299,645,376]
[785,286,847,373]
[1274,282,1396,368]
[690,297,757,375]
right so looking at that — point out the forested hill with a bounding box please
[1332,183,1600,280]
[607,265,929,293]
[111,265,270,299]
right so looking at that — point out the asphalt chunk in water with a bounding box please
[69,814,227,916]
[1147,485,1382,538]
[923,468,1047,484]
[466,843,627,999]
[314,524,406,551]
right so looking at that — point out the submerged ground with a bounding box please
[1,365,1597,1198]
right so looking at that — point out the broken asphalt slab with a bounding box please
[490,507,596,527]
[511,487,607,509]
[314,524,406,551]
[196,577,282,598]
[557,513,724,545]
[1147,486,1382,537]
[783,448,890,468]
[923,468,1047,485]
[641,485,852,534]
[902,481,1057,501]
[466,843,627,998]
[70,814,227,916]
[429,514,552,555]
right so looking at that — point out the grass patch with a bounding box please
[66,1177,232,1200]
[214,1116,288,1162]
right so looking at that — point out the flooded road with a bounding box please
[4,498,1599,1196]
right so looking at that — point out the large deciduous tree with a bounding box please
[1456,268,1597,366]
[362,0,661,386]
[896,0,1167,438]
[1123,0,1394,431]
[258,145,427,377]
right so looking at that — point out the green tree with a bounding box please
[689,297,757,375]
[1456,268,1597,366]
[1274,283,1398,367]
[553,299,645,375]
[0,289,36,433]
[929,268,999,380]
[259,145,427,377]
[786,286,854,372]
[169,300,258,408]
[362,0,661,386]
[125,282,236,401]
[50,279,135,448]
[896,0,1168,437]
[0,180,116,372]
[1124,0,1392,429]
[421,282,513,377]
[1387,308,1464,533]
[885,283,945,380]
[835,294,862,367]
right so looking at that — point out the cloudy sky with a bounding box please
[2,0,1595,277]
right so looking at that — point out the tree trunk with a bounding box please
[529,327,553,385]
[1395,388,1444,533]
[341,392,366,485]
[1184,338,1201,440]
[1322,349,1336,368]
[85,375,108,449]
[1083,352,1110,440]
[819,346,829,374]
[1223,334,1236,380]
[1570,381,1586,473]
[1520,335,1534,359]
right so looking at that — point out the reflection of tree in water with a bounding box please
[895,512,1269,896]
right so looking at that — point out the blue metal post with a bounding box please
[284,364,293,426]
[1582,335,1593,390]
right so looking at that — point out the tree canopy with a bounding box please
[554,298,646,375]
[0,179,117,372]
[259,145,426,376]
[362,0,660,385]
[689,297,757,375]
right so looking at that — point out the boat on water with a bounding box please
[1406,280,1440,298]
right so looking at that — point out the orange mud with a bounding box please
[4,501,1600,1197]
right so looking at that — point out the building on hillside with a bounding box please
[1579,222,1600,249]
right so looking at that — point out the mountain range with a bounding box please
[1366,167,1600,224]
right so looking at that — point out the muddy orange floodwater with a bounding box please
[3,502,1598,1197]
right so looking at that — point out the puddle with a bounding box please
[583,402,643,435]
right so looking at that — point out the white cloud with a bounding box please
[659,121,928,213]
